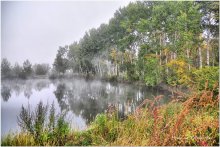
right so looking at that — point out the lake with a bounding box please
[1,78,171,136]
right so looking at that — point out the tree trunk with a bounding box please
[116,63,119,77]
[159,33,162,65]
[174,31,177,60]
[186,48,191,70]
[212,50,215,66]
[199,46,202,68]
[170,52,173,60]
[159,50,162,65]
[206,41,210,66]
[206,18,211,66]
[174,52,177,60]
[99,61,102,77]
[165,52,168,74]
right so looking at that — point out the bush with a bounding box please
[109,75,118,82]
[192,66,219,90]
[72,131,93,146]
[17,101,70,145]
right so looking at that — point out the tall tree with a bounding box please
[53,46,69,75]
[1,58,11,77]
[23,59,33,77]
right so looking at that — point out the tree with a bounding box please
[144,55,161,86]
[53,46,69,75]
[12,62,22,78]
[62,1,218,87]
[68,42,80,72]
[23,59,32,77]
[33,64,50,75]
[1,58,11,78]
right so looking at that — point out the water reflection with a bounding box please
[1,78,171,135]
[1,79,51,100]
[54,83,69,112]
[1,86,11,102]
[52,79,170,124]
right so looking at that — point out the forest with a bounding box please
[2,1,219,89]
[1,1,219,146]
[2,1,219,88]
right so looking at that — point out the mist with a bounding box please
[1,1,131,65]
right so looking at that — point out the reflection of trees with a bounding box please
[1,79,51,100]
[52,80,110,124]
[23,82,33,99]
[68,90,107,124]
[40,79,173,126]
[1,86,11,102]
[34,81,49,91]
[54,83,69,112]
[57,80,138,125]
[13,84,21,96]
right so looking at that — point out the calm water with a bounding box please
[1,78,170,136]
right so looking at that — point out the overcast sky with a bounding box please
[1,0,131,65]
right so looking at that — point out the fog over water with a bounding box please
[1,1,131,65]
[1,78,171,136]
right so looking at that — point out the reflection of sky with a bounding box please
[1,83,59,136]
[1,78,171,136]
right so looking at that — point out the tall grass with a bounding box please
[2,82,219,146]
[3,101,70,146]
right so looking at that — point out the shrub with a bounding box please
[192,66,219,90]
[17,101,70,145]
[109,75,118,82]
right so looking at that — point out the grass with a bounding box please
[1,83,219,146]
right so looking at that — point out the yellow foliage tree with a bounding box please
[166,59,191,86]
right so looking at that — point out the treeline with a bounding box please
[2,1,219,88]
[52,1,219,88]
[1,58,50,79]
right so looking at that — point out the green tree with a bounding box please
[12,62,22,78]
[144,55,161,86]
[63,1,219,87]
[33,64,50,75]
[1,58,11,78]
[22,59,32,77]
[53,46,69,75]
[68,42,81,73]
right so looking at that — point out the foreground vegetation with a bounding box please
[2,82,219,146]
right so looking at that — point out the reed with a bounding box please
[2,83,219,146]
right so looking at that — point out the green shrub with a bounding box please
[93,114,108,134]
[109,75,118,82]
[16,101,70,145]
[192,66,219,90]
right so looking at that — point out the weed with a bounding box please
[2,83,219,146]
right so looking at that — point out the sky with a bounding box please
[1,0,131,65]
